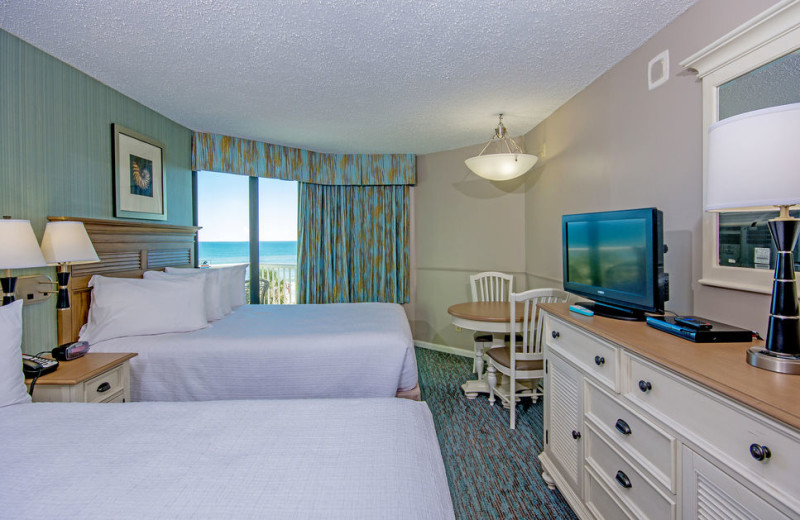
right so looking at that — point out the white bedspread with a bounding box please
[0,398,454,520]
[89,303,418,401]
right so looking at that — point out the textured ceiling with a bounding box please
[0,0,696,155]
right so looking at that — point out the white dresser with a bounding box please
[538,303,800,520]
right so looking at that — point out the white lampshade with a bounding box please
[706,102,800,211]
[40,221,99,265]
[465,153,539,181]
[0,219,46,269]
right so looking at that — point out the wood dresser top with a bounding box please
[540,303,800,432]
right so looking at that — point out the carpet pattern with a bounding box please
[416,347,578,520]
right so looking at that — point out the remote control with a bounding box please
[674,316,713,330]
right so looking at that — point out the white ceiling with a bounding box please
[0,0,696,155]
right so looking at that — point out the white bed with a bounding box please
[88,302,419,401]
[0,398,454,519]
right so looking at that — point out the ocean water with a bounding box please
[198,241,297,266]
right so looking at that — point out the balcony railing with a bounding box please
[253,263,297,304]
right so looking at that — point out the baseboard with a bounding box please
[414,340,473,358]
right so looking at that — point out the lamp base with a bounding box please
[747,347,800,375]
[1,276,17,306]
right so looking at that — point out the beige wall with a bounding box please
[522,0,778,335]
[412,142,527,351]
[412,0,780,351]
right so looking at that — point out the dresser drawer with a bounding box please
[585,380,677,492]
[625,353,800,507]
[585,466,635,520]
[545,316,618,391]
[84,365,124,403]
[585,423,676,520]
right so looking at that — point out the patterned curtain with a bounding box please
[192,132,415,185]
[298,183,410,304]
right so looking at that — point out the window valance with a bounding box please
[192,132,415,186]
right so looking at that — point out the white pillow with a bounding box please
[155,268,226,320]
[79,275,208,344]
[214,264,247,308]
[0,300,31,407]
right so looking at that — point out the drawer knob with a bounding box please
[594,355,605,366]
[638,380,652,393]
[615,419,632,436]
[749,444,771,462]
[615,470,632,489]
[551,331,560,339]
[571,430,581,440]
[96,382,111,393]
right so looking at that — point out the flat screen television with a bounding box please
[562,207,669,321]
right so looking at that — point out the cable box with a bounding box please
[646,316,753,343]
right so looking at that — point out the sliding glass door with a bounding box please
[195,170,298,304]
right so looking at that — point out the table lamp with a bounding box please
[706,102,800,374]
[0,218,47,305]
[40,221,99,309]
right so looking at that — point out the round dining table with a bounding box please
[447,301,524,398]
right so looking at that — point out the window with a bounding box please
[195,171,298,304]
[680,2,800,294]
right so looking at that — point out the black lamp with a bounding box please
[0,218,46,305]
[706,103,800,374]
[40,221,99,309]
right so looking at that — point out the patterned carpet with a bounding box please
[416,347,578,520]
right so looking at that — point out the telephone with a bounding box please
[22,354,59,378]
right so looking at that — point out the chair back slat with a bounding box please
[470,271,514,302]
[509,288,570,362]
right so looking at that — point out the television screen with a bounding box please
[562,207,667,320]
[565,218,648,297]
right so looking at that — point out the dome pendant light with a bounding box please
[465,114,538,181]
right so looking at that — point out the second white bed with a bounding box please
[88,302,419,401]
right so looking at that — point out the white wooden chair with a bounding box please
[469,272,514,378]
[486,288,570,429]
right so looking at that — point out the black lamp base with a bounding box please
[56,268,71,309]
[750,217,800,374]
[1,276,16,306]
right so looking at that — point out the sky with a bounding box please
[196,170,298,242]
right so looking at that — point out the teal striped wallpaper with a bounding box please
[0,29,194,353]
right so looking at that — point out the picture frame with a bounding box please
[113,124,167,220]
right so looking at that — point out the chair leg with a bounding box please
[509,375,516,429]
[487,364,497,406]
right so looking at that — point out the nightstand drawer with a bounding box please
[545,316,618,391]
[624,352,800,506]
[102,390,126,403]
[585,379,677,492]
[585,423,676,520]
[84,365,124,403]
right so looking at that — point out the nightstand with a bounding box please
[25,352,137,403]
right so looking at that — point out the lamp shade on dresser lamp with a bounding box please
[706,102,800,374]
[0,219,47,305]
[40,221,99,309]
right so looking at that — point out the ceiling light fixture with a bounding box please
[465,114,538,181]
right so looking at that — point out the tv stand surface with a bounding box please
[576,301,646,321]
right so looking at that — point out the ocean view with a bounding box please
[198,241,297,266]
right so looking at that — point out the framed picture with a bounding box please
[113,124,167,220]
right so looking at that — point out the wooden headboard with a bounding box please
[52,216,200,345]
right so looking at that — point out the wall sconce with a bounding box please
[40,221,99,309]
[0,218,47,305]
